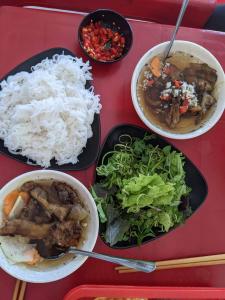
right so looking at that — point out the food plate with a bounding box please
[0,48,100,170]
[94,124,208,248]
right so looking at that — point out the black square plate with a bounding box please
[94,124,208,248]
[0,48,100,170]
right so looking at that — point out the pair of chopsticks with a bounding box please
[115,253,225,273]
[12,280,27,300]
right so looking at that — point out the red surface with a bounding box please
[64,285,225,299]
[0,5,225,300]
[0,0,216,28]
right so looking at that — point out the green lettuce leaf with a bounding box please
[117,174,175,212]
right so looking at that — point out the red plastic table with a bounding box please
[0,6,225,300]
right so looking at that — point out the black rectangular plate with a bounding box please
[0,48,100,171]
[94,124,208,248]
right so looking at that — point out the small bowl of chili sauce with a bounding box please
[78,9,133,63]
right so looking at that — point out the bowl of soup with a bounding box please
[131,40,225,139]
[0,170,99,283]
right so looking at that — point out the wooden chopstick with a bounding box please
[12,280,21,300]
[12,280,27,300]
[115,253,225,273]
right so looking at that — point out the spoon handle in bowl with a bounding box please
[69,248,156,273]
[164,0,189,60]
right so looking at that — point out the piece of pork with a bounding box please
[184,63,217,90]
[20,181,36,192]
[201,92,216,113]
[145,86,162,107]
[31,187,69,221]
[53,182,81,205]
[192,63,217,84]
[185,76,213,92]
[189,105,202,114]
[169,65,184,81]
[34,181,61,205]
[195,92,216,124]
[195,79,213,92]
[165,101,180,128]
[49,220,82,247]
[67,204,89,221]
[0,219,51,239]
[34,220,83,258]
[20,198,51,224]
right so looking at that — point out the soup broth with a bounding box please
[137,51,217,134]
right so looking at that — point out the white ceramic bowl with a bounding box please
[0,170,99,283]
[131,40,225,139]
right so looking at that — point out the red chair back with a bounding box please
[0,0,217,28]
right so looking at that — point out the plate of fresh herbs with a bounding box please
[92,124,208,248]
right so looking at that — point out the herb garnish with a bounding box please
[92,134,191,246]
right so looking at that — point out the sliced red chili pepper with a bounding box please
[179,105,189,114]
[102,28,107,35]
[111,47,117,54]
[109,32,113,39]
[174,80,182,88]
[120,36,125,44]
[113,35,119,42]
[183,99,189,106]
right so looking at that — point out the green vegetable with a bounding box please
[118,174,175,212]
[92,134,191,246]
[105,204,130,246]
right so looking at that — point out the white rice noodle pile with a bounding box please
[0,54,101,167]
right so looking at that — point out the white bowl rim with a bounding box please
[131,40,225,140]
[0,170,99,283]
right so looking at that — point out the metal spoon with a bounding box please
[46,246,156,273]
[163,0,190,61]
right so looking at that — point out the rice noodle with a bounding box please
[0,54,101,167]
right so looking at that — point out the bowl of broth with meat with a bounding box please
[131,41,225,139]
[0,170,99,283]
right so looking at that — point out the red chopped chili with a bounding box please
[174,80,182,88]
[182,99,189,107]
[179,105,189,114]
[179,98,189,114]
[81,21,125,61]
